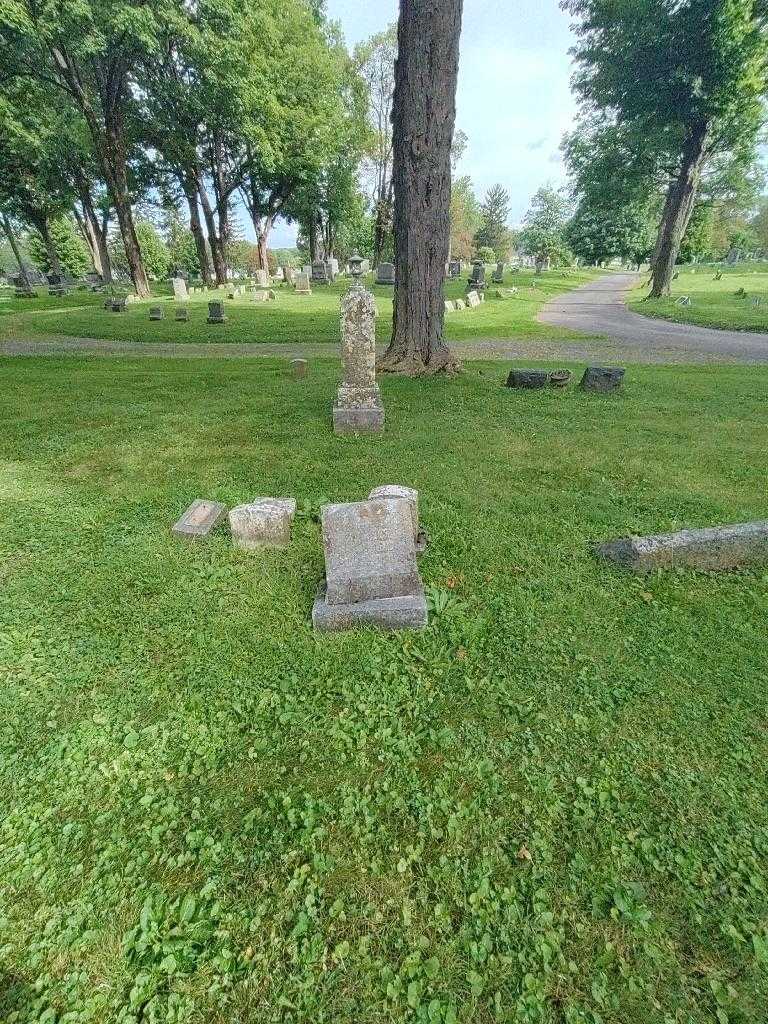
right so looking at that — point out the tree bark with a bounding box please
[30,214,62,278]
[73,173,112,283]
[180,176,212,285]
[378,0,464,375]
[308,212,320,262]
[649,122,710,299]
[197,178,227,285]
[1,213,31,288]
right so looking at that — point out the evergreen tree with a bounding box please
[473,184,511,260]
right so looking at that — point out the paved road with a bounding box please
[539,272,768,363]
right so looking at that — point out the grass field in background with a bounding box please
[2,356,767,1022]
[630,263,768,332]
[0,267,603,345]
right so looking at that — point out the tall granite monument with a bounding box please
[333,252,384,435]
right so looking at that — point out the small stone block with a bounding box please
[454,299,466,310]
[290,358,308,379]
[506,369,550,389]
[465,290,482,308]
[594,521,768,573]
[229,498,297,550]
[312,582,427,632]
[321,498,421,606]
[149,306,164,320]
[172,499,228,540]
[580,366,625,393]
[175,307,189,321]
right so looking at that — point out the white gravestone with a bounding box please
[172,277,188,301]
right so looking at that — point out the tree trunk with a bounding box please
[308,213,320,262]
[102,119,149,296]
[257,220,273,272]
[198,180,227,285]
[1,213,31,288]
[649,122,710,299]
[31,214,63,278]
[73,174,112,283]
[73,204,100,275]
[181,177,212,286]
[378,0,464,375]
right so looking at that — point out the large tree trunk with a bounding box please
[378,0,463,375]
[73,174,112,283]
[102,118,149,296]
[308,213,320,262]
[257,218,273,272]
[181,176,212,286]
[197,179,227,285]
[649,122,710,299]
[31,214,63,278]
[1,213,31,288]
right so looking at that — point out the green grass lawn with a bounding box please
[1,356,768,1022]
[0,267,602,346]
[629,263,768,332]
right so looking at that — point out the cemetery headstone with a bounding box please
[448,259,461,279]
[454,298,466,310]
[273,266,284,281]
[110,298,126,313]
[465,290,482,308]
[467,262,486,291]
[580,366,625,393]
[294,273,312,295]
[207,300,226,324]
[333,259,384,434]
[492,262,504,284]
[149,306,164,321]
[175,307,189,322]
[312,261,330,285]
[283,266,296,285]
[255,269,269,288]
[229,498,297,550]
[375,262,395,285]
[172,276,189,301]
[290,358,308,379]
[172,499,228,540]
[312,497,428,631]
[505,369,550,389]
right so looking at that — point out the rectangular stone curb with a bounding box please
[312,582,428,632]
[594,520,768,573]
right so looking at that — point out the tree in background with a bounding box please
[109,221,169,281]
[474,184,512,260]
[518,186,572,270]
[564,0,768,297]
[378,0,464,376]
[355,24,397,265]
[28,218,91,278]
[449,176,481,261]
[751,196,768,253]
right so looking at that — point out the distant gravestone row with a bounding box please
[505,366,625,393]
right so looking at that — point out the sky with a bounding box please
[266,0,580,248]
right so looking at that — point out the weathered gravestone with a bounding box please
[375,262,395,285]
[175,307,189,322]
[448,260,461,279]
[207,300,226,324]
[506,369,550,389]
[172,499,228,540]
[454,298,466,310]
[492,262,504,284]
[312,261,330,285]
[255,269,269,288]
[465,290,482,308]
[172,276,189,301]
[444,300,454,313]
[229,498,297,550]
[283,266,296,285]
[594,521,768,573]
[327,257,339,280]
[149,306,164,321]
[272,266,284,281]
[312,498,428,632]
[580,366,625,393]
[110,298,126,313]
[333,263,384,434]
[290,358,308,379]
[467,262,486,291]
[294,273,312,295]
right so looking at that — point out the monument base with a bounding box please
[312,582,427,632]
[333,405,385,434]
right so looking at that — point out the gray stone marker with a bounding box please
[333,259,384,434]
[311,261,330,285]
[294,273,312,295]
[175,306,189,322]
[580,366,625,393]
[444,300,454,313]
[465,290,482,308]
[255,269,269,288]
[375,262,395,285]
[595,521,768,573]
[492,262,504,283]
[207,300,226,324]
[110,298,126,313]
[454,298,466,310]
[172,499,228,540]
[229,498,297,550]
[467,262,486,291]
[448,260,461,279]
[149,306,164,321]
[291,358,308,379]
[312,497,427,631]
[172,276,189,301]
[506,369,550,389]
[284,266,296,285]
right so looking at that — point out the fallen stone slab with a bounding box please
[172,499,228,540]
[229,498,297,549]
[594,520,768,573]
[506,369,550,389]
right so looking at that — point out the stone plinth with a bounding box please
[580,366,625,393]
[172,499,228,539]
[333,282,384,435]
[229,498,296,549]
